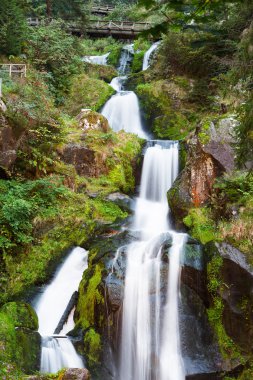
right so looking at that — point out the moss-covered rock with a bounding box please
[65,74,115,116]
[0,302,40,375]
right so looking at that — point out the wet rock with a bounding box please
[106,275,124,312]
[62,368,91,380]
[180,284,222,376]
[106,192,134,212]
[214,243,253,352]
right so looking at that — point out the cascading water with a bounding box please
[34,247,88,373]
[102,44,148,139]
[118,141,186,380]
[81,52,110,65]
[142,41,160,71]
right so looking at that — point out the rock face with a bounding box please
[168,117,237,226]
[59,111,111,178]
[76,231,224,379]
[60,144,97,177]
[213,243,253,353]
[0,122,18,175]
[62,368,91,380]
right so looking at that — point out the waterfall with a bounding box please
[118,141,186,380]
[82,52,110,65]
[142,41,160,71]
[34,247,88,373]
[102,91,148,139]
[101,44,148,139]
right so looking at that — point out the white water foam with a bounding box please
[143,41,160,71]
[102,91,148,139]
[82,52,110,65]
[34,247,88,373]
[119,141,185,380]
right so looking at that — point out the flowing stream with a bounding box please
[33,247,88,373]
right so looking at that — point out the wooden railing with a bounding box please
[27,18,153,38]
[0,64,27,77]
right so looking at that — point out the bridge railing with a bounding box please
[27,18,153,36]
[0,64,27,78]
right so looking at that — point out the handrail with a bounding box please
[0,64,27,77]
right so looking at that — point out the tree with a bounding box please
[0,0,28,56]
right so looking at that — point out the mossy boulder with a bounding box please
[0,302,40,374]
[1,302,38,330]
[65,74,114,116]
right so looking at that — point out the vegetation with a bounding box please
[0,0,252,378]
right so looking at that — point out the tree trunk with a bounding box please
[46,0,52,18]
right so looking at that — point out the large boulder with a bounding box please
[62,368,90,380]
[76,110,109,133]
[168,117,237,227]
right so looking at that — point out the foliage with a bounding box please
[212,172,253,257]
[0,0,28,56]
[0,179,67,253]
[25,20,83,98]
[183,207,217,244]
[5,71,66,176]
[31,0,89,21]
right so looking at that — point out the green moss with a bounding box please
[132,51,145,73]
[83,328,101,368]
[84,63,118,83]
[136,81,191,140]
[183,207,217,244]
[107,45,122,67]
[91,199,128,223]
[207,255,243,362]
[76,263,104,330]
[1,302,38,330]
[65,74,114,116]
[0,302,40,375]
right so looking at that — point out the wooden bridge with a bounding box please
[27,18,153,39]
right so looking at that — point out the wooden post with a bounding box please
[9,65,12,77]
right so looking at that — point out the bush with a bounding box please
[25,20,83,98]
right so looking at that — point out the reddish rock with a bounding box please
[62,368,90,380]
